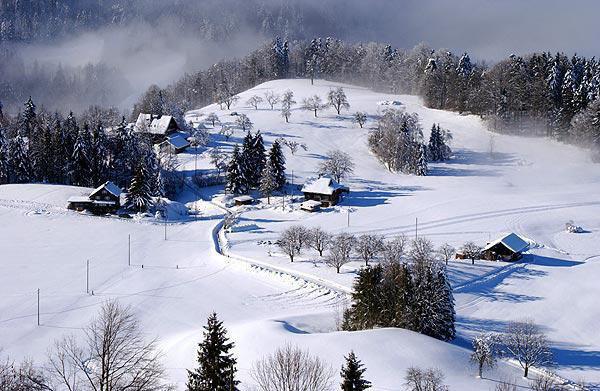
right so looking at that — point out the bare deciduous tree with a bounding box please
[529,373,561,391]
[302,95,325,117]
[206,112,219,127]
[355,234,384,266]
[327,87,350,115]
[318,150,355,182]
[495,380,518,391]
[404,367,448,391]
[470,333,499,378]
[353,112,367,128]
[251,345,333,391]
[381,234,407,264]
[235,114,253,131]
[275,137,308,155]
[308,227,330,257]
[246,95,263,109]
[264,90,280,110]
[461,241,482,265]
[504,319,553,378]
[0,356,49,390]
[277,225,308,262]
[327,233,356,273]
[409,237,435,264]
[281,90,296,123]
[437,243,456,265]
[48,300,171,391]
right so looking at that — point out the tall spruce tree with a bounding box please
[226,145,246,195]
[126,163,152,212]
[0,128,9,184]
[8,135,32,183]
[259,158,278,204]
[187,312,239,391]
[250,130,266,187]
[71,124,92,186]
[343,265,383,330]
[340,351,371,391]
[268,140,286,190]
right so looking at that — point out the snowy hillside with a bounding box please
[2,79,600,389]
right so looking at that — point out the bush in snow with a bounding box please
[565,221,584,233]
[251,345,333,391]
[318,149,355,182]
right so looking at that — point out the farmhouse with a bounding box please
[301,177,349,207]
[134,113,179,142]
[67,181,123,214]
[482,233,529,261]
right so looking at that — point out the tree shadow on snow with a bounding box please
[428,149,518,177]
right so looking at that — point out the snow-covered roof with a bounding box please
[233,195,254,202]
[90,181,122,198]
[300,200,322,210]
[484,233,529,253]
[301,177,348,195]
[134,114,177,135]
[166,134,190,149]
[67,196,93,203]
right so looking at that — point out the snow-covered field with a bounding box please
[2,79,600,389]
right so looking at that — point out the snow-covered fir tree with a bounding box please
[8,134,32,183]
[187,312,239,391]
[259,158,277,204]
[70,124,92,186]
[226,145,246,195]
[126,163,153,212]
[427,124,451,162]
[267,140,286,190]
[340,351,371,391]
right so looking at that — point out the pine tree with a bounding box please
[187,312,239,391]
[414,143,428,176]
[340,351,371,391]
[18,97,37,138]
[0,128,9,184]
[343,265,384,330]
[126,163,153,212]
[70,125,92,186]
[8,135,32,183]
[268,140,286,190]
[226,145,246,195]
[259,158,277,204]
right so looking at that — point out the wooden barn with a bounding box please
[482,233,529,261]
[233,195,254,206]
[67,181,123,214]
[301,177,349,207]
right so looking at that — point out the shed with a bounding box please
[300,200,321,212]
[301,177,349,207]
[482,233,529,261]
[233,195,254,206]
[157,133,190,154]
[67,181,122,214]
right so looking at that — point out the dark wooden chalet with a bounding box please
[301,177,349,207]
[67,181,123,214]
[134,113,179,143]
[482,233,529,261]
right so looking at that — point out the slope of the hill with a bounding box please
[187,78,600,386]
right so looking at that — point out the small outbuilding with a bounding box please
[482,233,529,261]
[233,195,254,206]
[67,181,122,214]
[301,177,349,207]
[156,133,190,154]
[300,200,322,212]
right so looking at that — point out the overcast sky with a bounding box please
[359,0,600,60]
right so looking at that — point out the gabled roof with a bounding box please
[90,181,122,198]
[233,195,254,202]
[301,177,348,195]
[134,114,178,135]
[484,233,529,253]
[166,134,190,149]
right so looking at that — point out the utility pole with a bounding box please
[37,288,40,326]
[164,218,167,241]
[347,209,350,227]
[86,259,90,294]
[415,217,418,240]
[128,234,131,266]
[291,170,294,187]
